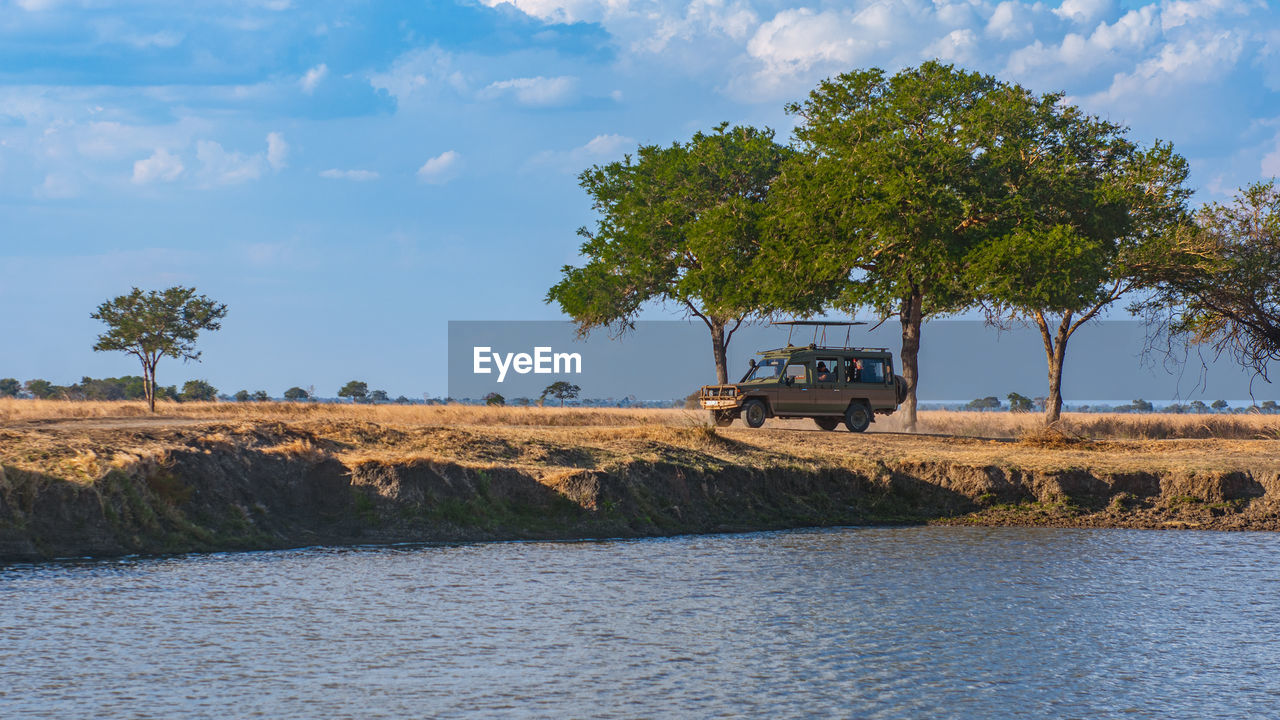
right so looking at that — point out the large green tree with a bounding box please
[765,63,1022,430]
[547,123,792,384]
[1136,180,1280,381]
[91,286,227,412]
[966,100,1193,423]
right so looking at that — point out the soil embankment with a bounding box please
[2,418,1279,562]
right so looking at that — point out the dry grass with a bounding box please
[1,397,1277,440]
[0,398,698,428]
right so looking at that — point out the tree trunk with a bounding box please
[1035,311,1072,424]
[709,320,729,385]
[898,287,924,432]
[140,356,157,413]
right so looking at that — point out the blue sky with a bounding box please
[1,0,1278,398]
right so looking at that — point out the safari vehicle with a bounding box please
[699,321,907,432]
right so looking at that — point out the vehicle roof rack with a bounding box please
[770,320,869,350]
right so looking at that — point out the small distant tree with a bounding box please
[1007,392,1034,413]
[393,395,411,404]
[180,379,218,402]
[1211,399,1229,412]
[283,386,310,402]
[90,286,227,412]
[484,392,505,406]
[542,381,580,407]
[24,379,55,399]
[965,396,1002,411]
[1190,400,1209,414]
[252,390,269,402]
[0,378,19,398]
[234,390,251,402]
[1262,400,1278,413]
[338,381,368,403]
[369,389,389,403]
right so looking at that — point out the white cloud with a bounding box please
[197,140,264,185]
[417,150,461,183]
[370,47,466,104]
[1092,30,1246,103]
[320,168,379,181]
[925,28,980,64]
[300,63,328,94]
[475,0,606,24]
[986,1,1037,42]
[527,133,635,173]
[480,76,578,106]
[267,131,287,171]
[15,0,58,10]
[35,173,77,199]
[1053,0,1113,25]
[132,148,184,184]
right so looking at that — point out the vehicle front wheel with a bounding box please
[742,399,767,428]
[712,410,736,427]
[844,402,871,433]
[814,417,840,431]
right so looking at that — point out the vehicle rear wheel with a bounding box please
[742,399,767,428]
[814,417,840,431]
[712,410,735,427]
[844,402,871,433]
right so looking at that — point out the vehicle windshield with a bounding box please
[742,358,784,382]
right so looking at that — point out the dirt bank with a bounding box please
[2,419,1279,561]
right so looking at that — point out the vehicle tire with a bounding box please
[844,402,871,433]
[742,399,767,428]
[712,410,735,427]
[814,417,840,431]
[893,375,908,405]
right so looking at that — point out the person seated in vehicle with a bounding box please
[815,361,834,382]
[846,358,862,383]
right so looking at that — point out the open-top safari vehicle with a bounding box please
[699,321,907,432]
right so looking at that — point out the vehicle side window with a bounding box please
[843,358,861,384]
[814,357,839,384]
[784,363,808,385]
[859,359,885,384]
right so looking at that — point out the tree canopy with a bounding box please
[90,286,227,412]
[547,123,792,383]
[1136,180,1280,381]
[765,62,1026,428]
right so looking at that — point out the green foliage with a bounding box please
[24,379,55,399]
[234,390,251,402]
[1137,180,1280,380]
[547,122,792,382]
[1115,398,1154,413]
[369,389,389,403]
[338,380,368,402]
[768,62,1013,317]
[90,286,227,412]
[965,396,1002,411]
[1211,399,1229,411]
[484,392,505,406]
[1190,400,1209,413]
[251,390,269,402]
[0,378,19,397]
[1007,393,1034,413]
[180,379,218,402]
[283,386,310,402]
[542,381,580,407]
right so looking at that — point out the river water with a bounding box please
[3,526,1279,719]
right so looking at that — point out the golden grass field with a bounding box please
[1,397,1277,440]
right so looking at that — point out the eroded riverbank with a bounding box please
[2,418,1279,561]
